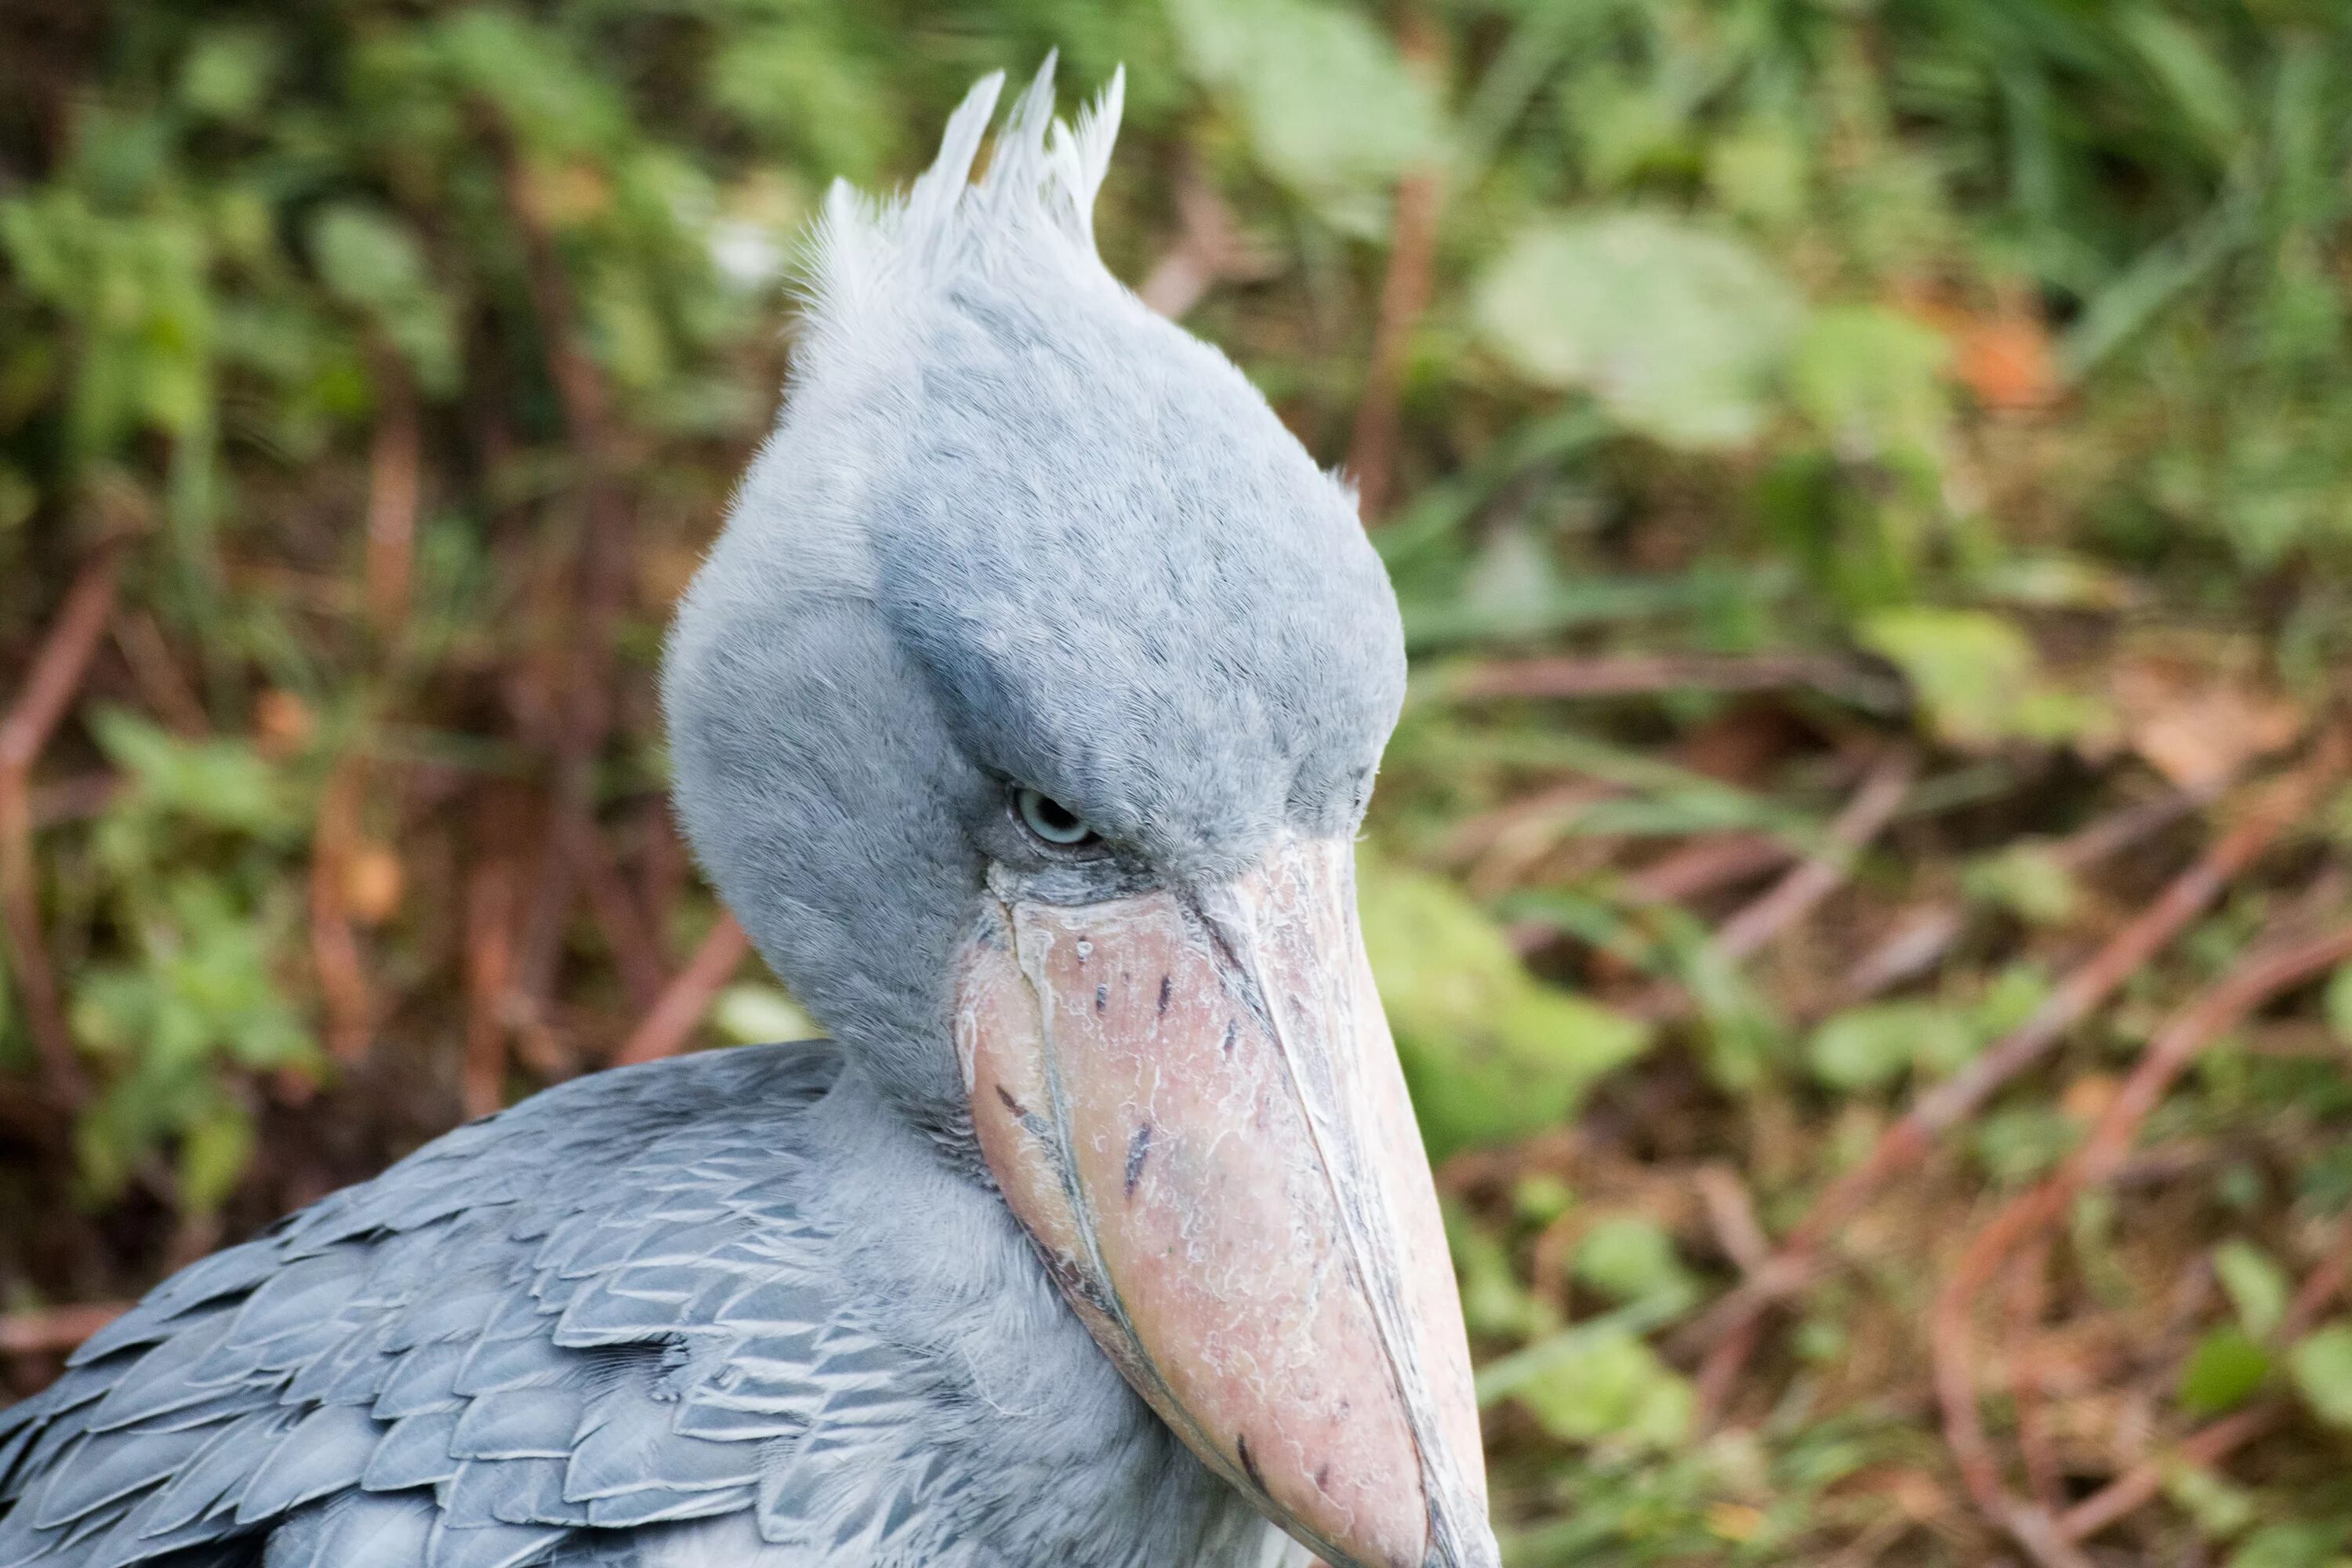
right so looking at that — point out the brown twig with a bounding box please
[1136,158,1276,321]
[1694,1163,1771,1275]
[1,541,125,1105]
[1345,164,1440,522]
[2049,779,2227,870]
[612,913,748,1067]
[27,771,118,829]
[309,757,375,1064]
[2056,1219,2352,1542]
[111,610,207,736]
[463,848,519,1119]
[1691,743,2343,1422]
[0,1300,129,1358]
[1832,777,2226,1007]
[1440,780,1618,870]
[1456,652,1891,707]
[365,355,422,637]
[2008,1240,2062,1515]
[2058,1403,2283,1544]
[1615,751,1914,1025]
[1931,920,2352,1560]
[1345,5,1445,524]
[1620,833,1792,906]
[486,115,637,1033]
[1835,903,1968,1004]
[1713,751,1916,966]
[2277,1220,2352,1342]
[576,815,669,1014]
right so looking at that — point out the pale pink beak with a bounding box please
[956,834,1497,1568]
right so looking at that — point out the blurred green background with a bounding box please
[6,1,2352,1562]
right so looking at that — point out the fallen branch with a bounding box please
[463,846,519,1119]
[1934,921,2352,1559]
[2058,1403,2282,1544]
[1,541,126,1105]
[1691,742,2343,1421]
[1714,751,1916,965]
[1833,777,2226,1007]
[1615,751,1915,1025]
[485,114,637,1034]
[576,815,670,1014]
[364,354,421,637]
[309,757,374,1064]
[1456,652,1893,709]
[1345,163,1441,522]
[2056,1222,2352,1543]
[612,913,748,1067]
[1620,833,1791,907]
[2009,1240,2062,1515]
[110,609,206,736]
[1345,5,1445,524]
[1136,158,1276,321]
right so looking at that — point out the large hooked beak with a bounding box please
[956,834,1498,1568]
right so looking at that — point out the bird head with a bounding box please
[663,60,1498,1568]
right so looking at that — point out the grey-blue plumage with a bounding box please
[0,1047,1277,1566]
[1,56,1494,1568]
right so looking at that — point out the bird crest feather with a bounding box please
[802,56,1127,343]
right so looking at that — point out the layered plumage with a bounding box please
[0,1047,1291,1566]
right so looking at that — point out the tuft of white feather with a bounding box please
[799,56,1126,344]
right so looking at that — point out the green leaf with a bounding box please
[1359,856,1649,1159]
[1973,1104,2081,1186]
[1512,1173,1574,1226]
[1707,117,1809,227]
[712,983,814,1046]
[1787,305,1951,468]
[710,24,898,180]
[89,710,296,840]
[2163,1463,2257,1541]
[179,27,278,121]
[1807,1001,1976,1091]
[177,1102,256,1215]
[1963,844,2078,925]
[1453,1211,1548,1343]
[2226,1522,2346,1568]
[2288,1322,2352,1430]
[1472,211,1804,451]
[1485,1324,1693,1449]
[2215,1240,2290,1340]
[2322,963,2352,1046]
[2178,1327,2269,1415]
[1167,0,1444,235]
[0,464,34,532]
[307,204,459,394]
[1573,1218,1698,1312]
[1860,608,2084,750]
[2116,6,2242,160]
[1971,964,2053,1039]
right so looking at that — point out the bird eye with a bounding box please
[1014,787,1097,848]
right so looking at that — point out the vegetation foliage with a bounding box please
[5,0,2352,1562]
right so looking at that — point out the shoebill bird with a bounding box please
[0,62,1498,1568]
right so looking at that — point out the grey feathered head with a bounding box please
[664,64,1495,1568]
[664,60,1402,1107]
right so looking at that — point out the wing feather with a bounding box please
[0,1044,846,1566]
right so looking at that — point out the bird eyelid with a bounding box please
[1012,786,1100,851]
